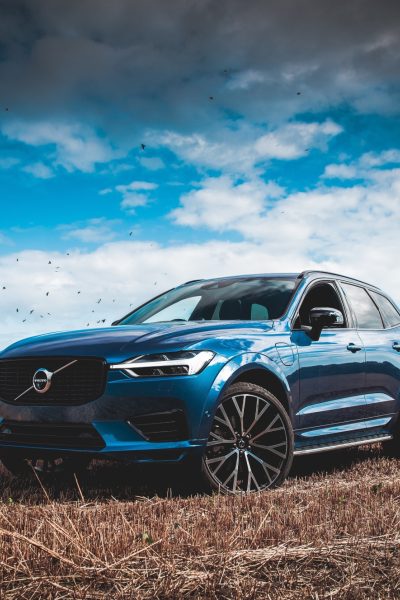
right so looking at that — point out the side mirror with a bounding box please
[302,307,344,341]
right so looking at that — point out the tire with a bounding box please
[202,382,294,494]
[0,454,91,478]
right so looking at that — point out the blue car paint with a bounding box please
[0,270,399,461]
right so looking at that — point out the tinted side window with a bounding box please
[341,283,383,329]
[369,291,400,328]
[294,282,346,328]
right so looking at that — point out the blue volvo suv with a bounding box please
[0,270,399,494]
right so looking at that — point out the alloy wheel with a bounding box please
[204,390,290,493]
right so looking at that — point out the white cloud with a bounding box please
[61,218,118,244]
[169,167,400,282]
[254,121,342,160]
[2,121,118,173]
[0,233,399,351]
[116,181,158,192]
[23,162,54,179]
[120,194,150,212]
[139,157,165,171]
[322,149,400,181]
[322,164,358,179]
[170,176,283,229]
[360,149,400,168]
[0,158,20,170]
[113,180,158,214]
[155,120,342,175]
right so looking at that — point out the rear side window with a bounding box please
[369,291,400,328]
[341,283,383,329]
[251,303,269,320]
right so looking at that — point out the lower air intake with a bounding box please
[129,409,188,442]
[0,421,105,450]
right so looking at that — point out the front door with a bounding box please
[291,280,367,445]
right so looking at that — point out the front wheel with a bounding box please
[202,383,294,494]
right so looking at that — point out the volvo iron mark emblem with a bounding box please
[11,359,78,402]
[32,368,53,394]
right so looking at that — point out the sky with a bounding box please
[0,0,400,347]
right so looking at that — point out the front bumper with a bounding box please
[0,363,222,462]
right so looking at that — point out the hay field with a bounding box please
[0,446,399,599]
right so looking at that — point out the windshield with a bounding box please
[119,277,298,325]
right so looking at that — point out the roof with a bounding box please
[184,273,299,285]
[298,270,381,290]
[184,270,382,291]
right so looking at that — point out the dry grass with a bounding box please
[0,445,399,599]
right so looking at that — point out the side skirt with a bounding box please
[293,434,393,456]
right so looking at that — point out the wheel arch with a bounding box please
[229,367,291,419]
[198,354,294,440]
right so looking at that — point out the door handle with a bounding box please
[393,342,400,352]
[347,343,362,353]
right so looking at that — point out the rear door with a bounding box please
[339,282,400,435]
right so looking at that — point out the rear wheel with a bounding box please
[0,454,91,478]
[202,383,294,494]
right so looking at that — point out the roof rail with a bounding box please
[298,270,380,289]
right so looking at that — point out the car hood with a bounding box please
[0,321,275,363]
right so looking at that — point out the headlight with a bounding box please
[110,350,215,377]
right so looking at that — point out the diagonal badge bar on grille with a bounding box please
[13,359,78,402]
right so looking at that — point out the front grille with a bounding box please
[0,357,107,405]
[0,421,105,449]
[129,410,188,442]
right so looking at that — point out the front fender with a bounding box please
[195,352,292,440]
